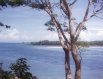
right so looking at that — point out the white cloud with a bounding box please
[0,29,31,42]
[0,28,103,42]
[43,32,59,41]
[7,29,19,39]
[80,30,103,41]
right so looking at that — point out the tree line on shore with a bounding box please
[30,40,103,46]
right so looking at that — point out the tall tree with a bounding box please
[28,0,103,79]
[0,0,103,79]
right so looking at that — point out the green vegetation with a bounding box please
[30,40,61,46]
[88,41,103,46]
[0,0,25,7]
[30,40,103,46]
[0,58,38,79]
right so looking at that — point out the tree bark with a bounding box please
[71,44,81,79]
[63,48,72,79]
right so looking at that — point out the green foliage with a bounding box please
[31,40,102,47]
[0,58,38,79]
[8,0,24,6]
[77,41,89,47]
[0,0,7,7]
[44,20,69,32]
[0,22,4,26]
[82,26,87,30]
[10,58,30,78]
[31,40,61,46]
[0,0,26,7]
[0,22,10,28]
[1,71,12,79]
[45,20,55,26]
[89,41,103,46]
[45,20,55,31]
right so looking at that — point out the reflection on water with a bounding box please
[0,43,103,79]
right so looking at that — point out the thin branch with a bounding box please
[52,3,60,8]
[75,1,91,41]
[69,0,77,6]
[87,6,103,20]
[75,22,84,41]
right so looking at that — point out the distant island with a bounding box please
[26,40,103,46]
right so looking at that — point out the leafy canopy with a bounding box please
[10,58,30,77]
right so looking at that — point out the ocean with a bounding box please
[0,43,103,79]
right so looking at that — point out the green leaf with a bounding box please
[82,26,87,30]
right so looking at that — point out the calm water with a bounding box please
[0,43,103,79]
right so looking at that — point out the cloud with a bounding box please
[0,29,31,42]
[80,30,103,41]
[43,32,59,41]
[0,28,103,42]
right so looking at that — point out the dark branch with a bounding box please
[88,6,103,20]
[69,0,77,6]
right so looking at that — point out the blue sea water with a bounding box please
[0,43,103,79]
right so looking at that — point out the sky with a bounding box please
[0,0,103,42]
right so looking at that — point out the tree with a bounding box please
[10,58,31,79]
[28,0,103,79]
[0,58,38,79]
[10,58,38,79]
[27,0,103,79]
[0,0,103,79]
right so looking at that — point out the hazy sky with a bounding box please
[0,0,103,42]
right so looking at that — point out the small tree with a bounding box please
[10,58,30,79]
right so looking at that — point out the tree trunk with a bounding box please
[63,48,72,79]
[71,44,81,79]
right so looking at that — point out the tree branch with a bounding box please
[69,0,77,6]
[74,22,84,41]
[87,6,103,20]
[75,0,103,41]
[75,1,91,41]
